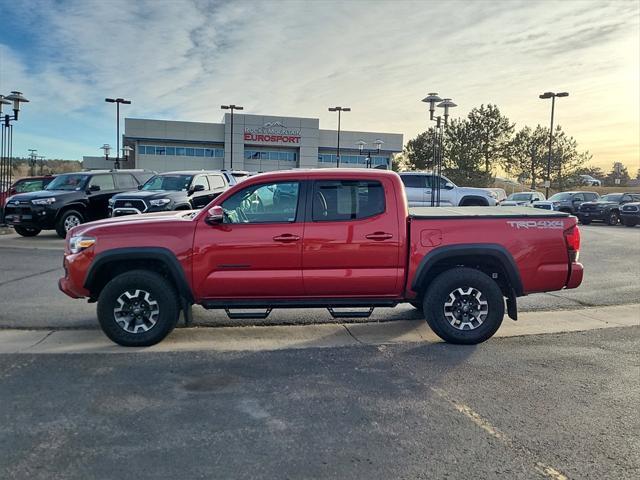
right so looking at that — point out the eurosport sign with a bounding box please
[244,121,301,144]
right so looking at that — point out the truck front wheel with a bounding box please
[97,270,179,347]
[423,268,504,344]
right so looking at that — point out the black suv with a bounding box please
[109,171,234,217]
[578,192,640,225]
[4,170,154,237]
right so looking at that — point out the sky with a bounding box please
[0,0,638,173]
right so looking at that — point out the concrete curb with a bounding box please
[0,304,637,354]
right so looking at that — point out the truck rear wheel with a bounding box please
[423,268,504,344]
[97,270,179,347]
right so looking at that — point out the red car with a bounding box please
[1,175,55,210]
[59,169,583,347]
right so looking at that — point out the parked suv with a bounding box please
[578,193,640,226]
[1,175,56,223]
[3,170,153,237]
[400,172,498,206]
[109,170,234,217]
[620,202,640,227]
[500,191,545,206]
[532,191,599,213]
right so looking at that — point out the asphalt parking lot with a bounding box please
[0,223,638,330]
[1,327,638,479]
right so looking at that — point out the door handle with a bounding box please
[273,234,300,242]
[365,232,393,241]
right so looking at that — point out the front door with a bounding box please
[302,178,401,297]
[86,174,117,220]
[192,180,305,299]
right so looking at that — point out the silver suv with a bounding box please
[399,172,498,207]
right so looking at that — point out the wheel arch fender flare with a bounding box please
[411,243,524,297]
[84,247,194,303]
[55,202,88,220]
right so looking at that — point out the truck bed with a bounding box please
[409,206,569,219]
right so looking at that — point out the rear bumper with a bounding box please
[566,262,584,289]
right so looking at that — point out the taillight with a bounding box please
[564,225,581,262]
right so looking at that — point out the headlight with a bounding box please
[149,198,171,207]
[31,197,56,205]
[108,198,115,206]
[69,235,96,254]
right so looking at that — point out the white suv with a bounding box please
[400,172,498,207]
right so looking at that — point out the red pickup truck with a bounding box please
[59,169,583,347]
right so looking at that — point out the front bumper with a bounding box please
[58,252,92,299]
[3,204,57,229]
[577,210,606,221]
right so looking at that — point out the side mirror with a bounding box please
[205,205,224,225]
[444,182,454,190]
[137,185,143,190]
[190,184,206,195]
[88,185,100,192]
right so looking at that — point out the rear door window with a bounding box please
[400,175,425,189]
[312,180,385,221]
[89,174,116,191]
[116,173,138,189]
[207,174,227,189]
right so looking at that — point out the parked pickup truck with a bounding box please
[59,169,583,347]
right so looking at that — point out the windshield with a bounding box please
[601,194,622,202]
[507,193,532,201]
[142,175,193,191]
[45,174,89,191]
[548,192,573,201]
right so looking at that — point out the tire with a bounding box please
[607,211,619,226]
[423,267,505,345]
[580,218,592,225]
[97,270,180,347]
[13,226,41,237]
[623,218,637,227]
[55,210,84,238]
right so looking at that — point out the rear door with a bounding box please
[302,177,401,297]
[192,180,306,298]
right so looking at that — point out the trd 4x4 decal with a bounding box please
[507,220,564,230]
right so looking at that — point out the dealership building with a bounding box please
[84,113,403,172]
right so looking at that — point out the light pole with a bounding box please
[357,139,384,168]
[38,156,46,175]
[1,91,29,205]
[28,149,38,176]
[421,93,456,206]
[539,91,569,198]
[221,104,244,170]
[105,98,131,170]
[328,106,351,167]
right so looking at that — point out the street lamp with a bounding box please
[105,98,131,170]
[357,139,384,168]
[328,106,351,167]
[539,91,569,197]
[100,144,112,167]
[221,104,244,170]
[122,145,133,166]
[1,91,29,205]
[421,92,456,206]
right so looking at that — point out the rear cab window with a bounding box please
[312,180,385,221]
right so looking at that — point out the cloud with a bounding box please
[0,0,638,168]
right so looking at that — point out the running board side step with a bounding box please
[224,308,273,320]
[327,307,375,319]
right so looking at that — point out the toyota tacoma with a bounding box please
[59,169,583,347]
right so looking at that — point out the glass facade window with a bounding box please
[139,144,224,157]
[185,148,195,156]
[166,147,175,155]
[318,153,388,166]
[244,150,297,161]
